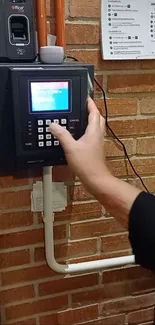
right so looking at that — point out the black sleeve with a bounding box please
[129,191,155,272]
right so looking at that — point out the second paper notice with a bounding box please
[101,0,155,60]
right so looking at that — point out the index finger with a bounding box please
[85,97,100,134]
[87,97,99,114]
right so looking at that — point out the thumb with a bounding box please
[49,123,75,151]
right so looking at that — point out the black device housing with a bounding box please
[0,0,36,62]
[0,62,94,175]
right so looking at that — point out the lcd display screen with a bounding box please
[30,81,70,112]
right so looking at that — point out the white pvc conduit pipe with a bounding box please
[43,166,135,274]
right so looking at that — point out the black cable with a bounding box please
[66,55,150,193]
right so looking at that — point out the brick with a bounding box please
[128,308,154,324]
[63,254,102,264]
[10,318,37,325]
[140,97,155,114]
[1,264,56,286]
[137,137,155,155]
[142,59,155,69]
[55,224,67,240]
[54,202,102,222]
[103,266,152,284]
[0,229,44,249]
[132,277,155,295]
[94,75,104,94]
[69,0,100,18]
[0,285,34,304]
[0,190,30,210]
[35,223,66,240]
[52,165,74,182]
[69,185,94,201]
[66,49,142,71]
[46,0,55,17]
[72,281,136,307]
[39,305,98,325]
[109,118,155,136]
[0,173,29,188]
[35,238,97,262]
[66,23,100,45]
[70,218,124,240]
[80,314,125,325]
[0,211,33,230]
[39,273,98,296]
[127,157,155,176]
[72,288,106,307]
[105,139,134,158]
[0,225,66,249]
[101,315,125,325]
[108,157,155,177]
[6,296,68,321]
[134,177,155,193]
[107,159,128,177]
[101,292,155,316]
[108,74,155,93]
[101,233,130,253]
[100,250,131,260]
[0,249,30,269]
[95,98,137,117]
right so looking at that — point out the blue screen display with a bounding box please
[30,81,69,112]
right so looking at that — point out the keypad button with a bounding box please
[38,142,44,147]
[61,119,67,125]
[46,120,51,125]
[38,135,44,140]
[53,119,59,124]
[46,134,52,140]
[38,127,43,133]
[54,141,59,146]
[46,127,50,133]
[38,120,43,126]
[62,126,67,129]
[46,141,52,147]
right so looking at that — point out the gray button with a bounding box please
[46,120,51,125]
[38,127,43,133]
[53,119,59,124]
[61,119,67,125]
[38,142,44,147]
[38,135,44,140]
[46,134,52,140]
[46,141,52,147]
[38,120,43,126]
[54,141,59,146]
[46,127,50,133]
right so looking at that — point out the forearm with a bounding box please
[87,174,142,229]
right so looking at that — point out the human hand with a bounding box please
[49,97,110,193]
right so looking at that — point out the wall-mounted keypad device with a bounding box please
[0,63,94,173]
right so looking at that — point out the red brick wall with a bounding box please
[1,1,155,324]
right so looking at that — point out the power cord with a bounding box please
[66,55,150,193]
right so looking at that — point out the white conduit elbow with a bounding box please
[43,166,135,274]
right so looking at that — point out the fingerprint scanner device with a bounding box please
[0,62,94,174]
[0,0,36,62]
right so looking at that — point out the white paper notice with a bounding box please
[101,0,155,60]
[31,181,67,212]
